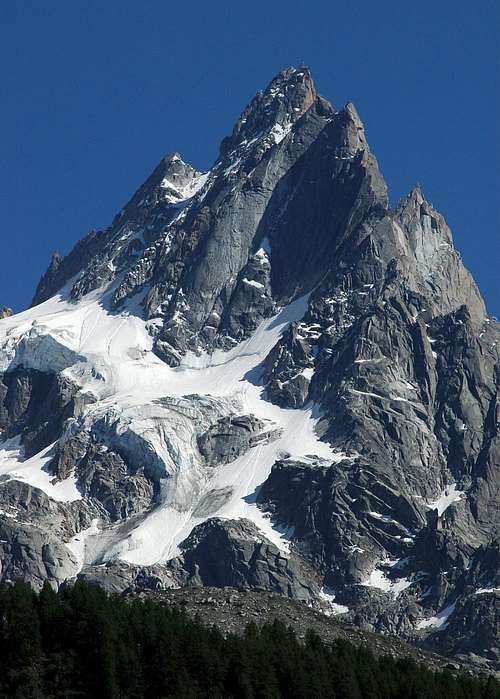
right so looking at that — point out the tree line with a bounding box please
[0,581,497,698]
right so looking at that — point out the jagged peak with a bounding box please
[262,64,316,104]
[395,185,457,241]
[156,154,208,206]
[342,101,364,129]
[161,152,200,174]
[330,101,376,165]
[116,151,207,215]
[219,65,328,157]
[396,184,437,219]
[163,151,183,164]
[394,184,451,242]
[49,249,61,270]
[408,183,424,204]
[158,152,202,179]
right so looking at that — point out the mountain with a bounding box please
[0,66,498,672]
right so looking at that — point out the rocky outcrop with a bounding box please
[264,323,317,407]
[197,415,280,466]
[0,479,103,589]
[168,518,318,602]
[0,368,80,456]
[50,431,155,522]
[0,518,77,589]
[32,233,107,306]
[425,591,500,669]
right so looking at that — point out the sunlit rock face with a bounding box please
[1,66,498,671]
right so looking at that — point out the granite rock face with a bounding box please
[0,519,75,589]
[197,415,280,467]
[0,66,498,671]
[0,368,80,456]
[168,518,318,602]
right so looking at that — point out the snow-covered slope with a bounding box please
[0,279,336,568]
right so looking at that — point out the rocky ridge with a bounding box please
[0,66,498,671]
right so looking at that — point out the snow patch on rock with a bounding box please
[66,519,101,572]
[319,587,349,616]
[426,484,465,517]
[0,438,81,503]
[416,602,456,631]
[361,559,413,598]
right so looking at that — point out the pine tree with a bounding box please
[0,581,495,698]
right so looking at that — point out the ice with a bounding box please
[426,484,465,517]
[0,435,23,466]
[1,287,336,565]
[111,297,336,562]
[351,388,383,400]
[400,380,417,390]
[269,121,292,145]
[369,511,397,524]
[475,587,500,595]
[416,602,456,630]
[361,568,392,593]
[347,544,364,553]
[242,278,265,289]
[0,509,16,519]
[224,158,241,176]
[319,587,349,616]
[361,559,413,597]
[256,236,271,258]
[65,519,101,572]
[388,394,415,404]
[160,170,210,204]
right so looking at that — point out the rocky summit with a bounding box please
[0,66,498,672]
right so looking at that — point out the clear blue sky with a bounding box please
[1,0,498,315]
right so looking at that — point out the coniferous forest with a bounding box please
[0,582,497,699]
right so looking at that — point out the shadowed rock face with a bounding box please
[197,415,280,467]
[1,66,499,672]
[168,518,318,602]
[0,368,80,456]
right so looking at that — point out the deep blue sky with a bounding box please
[1,1,498,314]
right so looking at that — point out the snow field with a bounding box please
[0,285,336,569]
